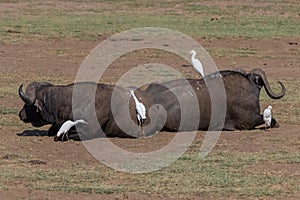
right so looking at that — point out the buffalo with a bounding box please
[137,68,285,131]
[18,82,160,139]
[18,68,286,140]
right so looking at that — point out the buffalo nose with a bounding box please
[19,109,29,122]
[18,110,23,120]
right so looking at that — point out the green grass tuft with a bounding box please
[1,0,300,43]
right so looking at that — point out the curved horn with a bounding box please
[250,69,286,99]
[18,84,35,105]
[272,81,286,99]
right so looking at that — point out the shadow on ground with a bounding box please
[17,129,82,142]
[17,130,49,137]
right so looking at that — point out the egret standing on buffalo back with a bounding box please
[190,49,204,78]
[130,90,147,136]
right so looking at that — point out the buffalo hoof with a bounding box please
[48,125,59,136]
[271,118,280,128]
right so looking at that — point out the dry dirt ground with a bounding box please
[0,2,300,200]
[1,36,299,200]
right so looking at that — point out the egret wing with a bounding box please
[138,103,147,119]
[56,120,74,137]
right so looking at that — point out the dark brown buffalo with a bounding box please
[18,68,285,139]
[18,82,160,139]
[137,68,286,131]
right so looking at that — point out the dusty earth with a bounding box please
[0,1,300,199]
[1,35,299,199]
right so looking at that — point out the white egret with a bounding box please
[56,119,88,141]
[129,90,147,135]
[190,50,204,78]
[263,105,272,130]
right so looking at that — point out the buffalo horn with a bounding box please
[18,84,35,105]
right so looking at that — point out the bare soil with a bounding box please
[1,36,299,199]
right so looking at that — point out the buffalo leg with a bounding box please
[222,125,235,131]
[48,124,59,136]
[271,118,279,128]
[254,114,264,127]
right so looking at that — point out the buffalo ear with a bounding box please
[250,73,263,89]
[34,100,43,112]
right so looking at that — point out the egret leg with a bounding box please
[62,132,66,141]
[264,123,267,131]
[63,132,70,142]
[138,125,142,138]
[62,132,69,142]
[141,125,145,138]
[137,119,142,138]
[140,119,146,138]
[66,132,70,142]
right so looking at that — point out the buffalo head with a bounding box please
[18,82,52,127]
